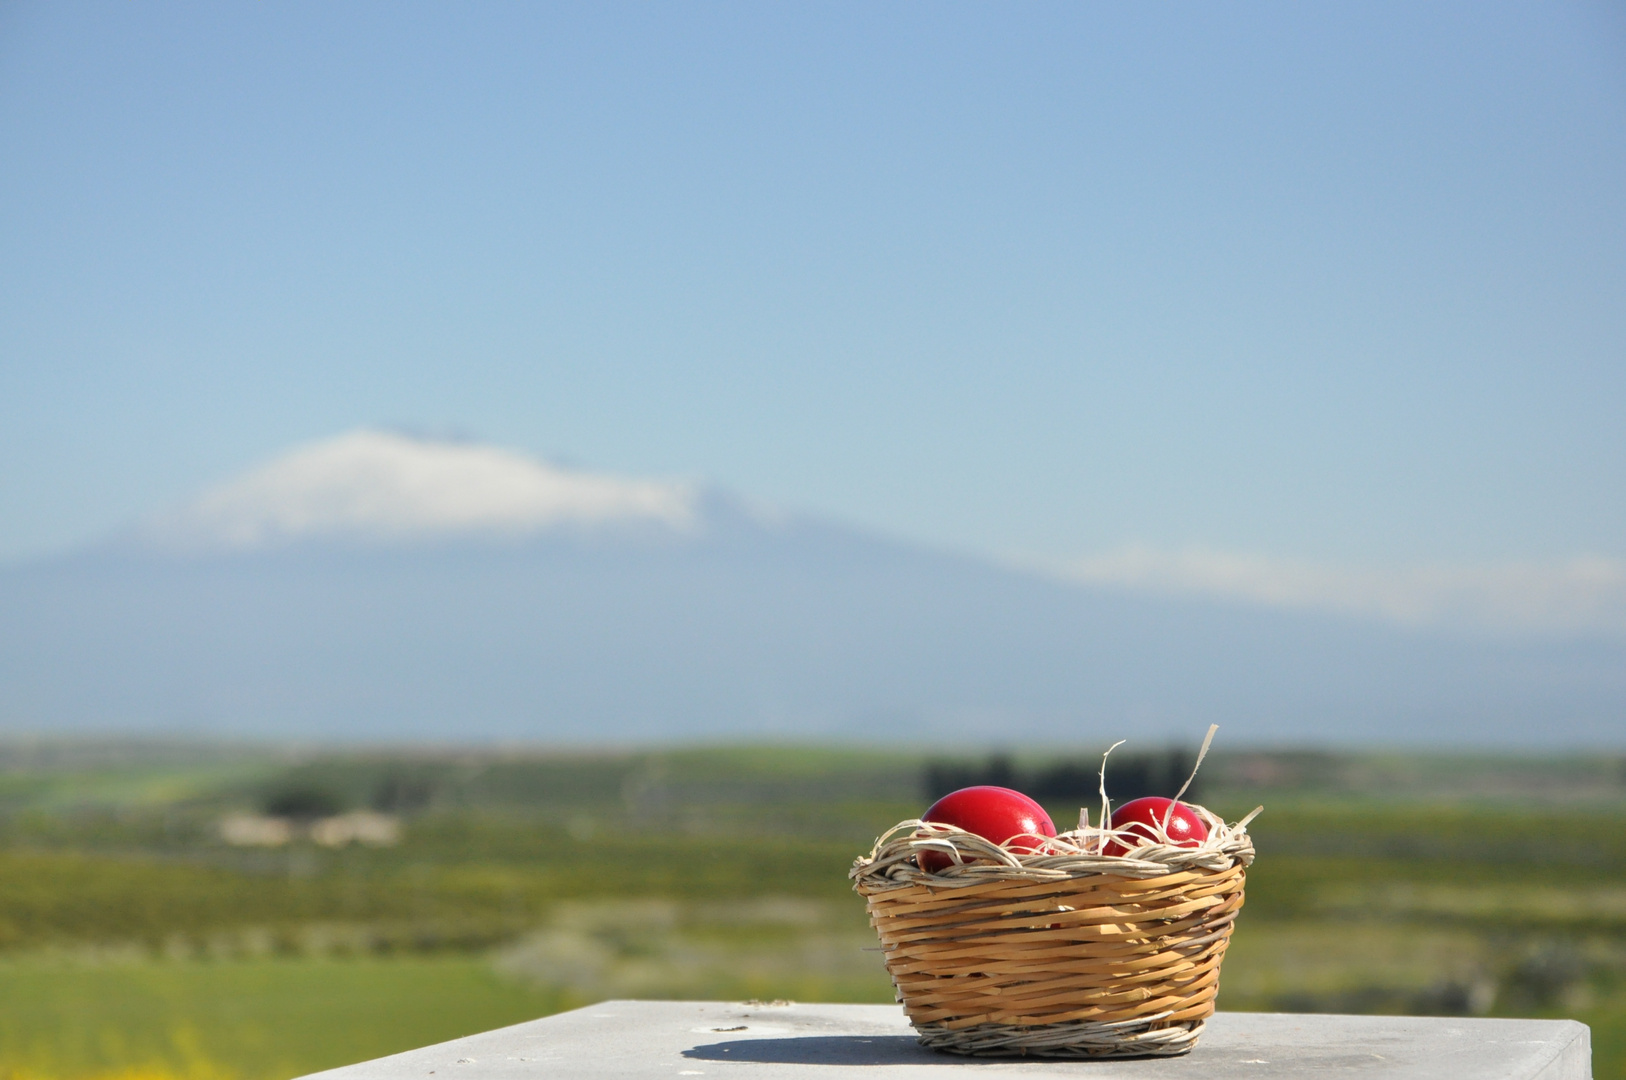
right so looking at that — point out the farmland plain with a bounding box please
[0,743,1621,1079]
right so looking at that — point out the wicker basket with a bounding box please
[851,808,1256,1058]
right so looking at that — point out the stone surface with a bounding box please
[299,1001,1591,1080]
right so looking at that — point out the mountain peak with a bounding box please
[135,430,698,551]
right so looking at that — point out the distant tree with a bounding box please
[262,786,343,821]
[922,749,1200,807]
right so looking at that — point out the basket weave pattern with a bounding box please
[852,816,1254,1058]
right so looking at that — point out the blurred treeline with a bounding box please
[0,740,1622,1080]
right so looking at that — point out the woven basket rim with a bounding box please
[851,801,1258,890]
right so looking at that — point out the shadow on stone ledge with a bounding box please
[685,1035,980,1066]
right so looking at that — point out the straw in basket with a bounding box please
[850,728,1260,1058]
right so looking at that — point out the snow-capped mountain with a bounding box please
[133,430,699,551]
[1,432,1621,746]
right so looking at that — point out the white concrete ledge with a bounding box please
[300,1000,1591,1079]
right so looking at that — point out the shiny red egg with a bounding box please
[917,786,1057,873]
[1105,796,1208,856]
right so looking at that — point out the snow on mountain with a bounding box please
[1055,547,1626,638]
[134,430,699,552]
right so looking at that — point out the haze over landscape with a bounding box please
[2,429,1620,746]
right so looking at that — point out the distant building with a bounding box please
[219,810,400,847]
[310,810,401,847]
[220,813,293,846]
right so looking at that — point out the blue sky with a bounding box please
[2,2,1623,581]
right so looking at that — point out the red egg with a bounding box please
[917,786,1057,872]
[1105,796,1208,856]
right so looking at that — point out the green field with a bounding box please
[0,742,1621,1079]
[0,957,569,1080]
